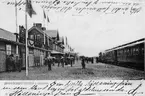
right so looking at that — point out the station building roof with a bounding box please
[0,28,16,42]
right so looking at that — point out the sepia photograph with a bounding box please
[0,0,145,95]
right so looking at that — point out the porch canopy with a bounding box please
[51,50,64,55]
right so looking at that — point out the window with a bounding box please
[124,50,126,55]
[127,49,129,56]
[30,35,34,40]
[128,49,131,56]
[6,45,11,55]
[136,48,139,55]
[141,47,144,55]
[130,48,132,55]
[37,35,41,41]
[133,48,136,55]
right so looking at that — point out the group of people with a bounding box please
[44,55,76,71]
[6,54,22,72]
[85,57,94,64]
[81,57,98,69]
[5,53,99,72]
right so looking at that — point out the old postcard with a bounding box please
[0,0,145,96]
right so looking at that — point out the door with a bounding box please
[22,53,26,68]
[28,54,34,67]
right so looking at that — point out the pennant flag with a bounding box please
[47,16,50,22]
[15,0,17,7]
[19,26,26,43]
[26,0,36,17]
[43,10,46,19]
[65,36,68,45]
[57,30,59,41]
[62,37,64,45]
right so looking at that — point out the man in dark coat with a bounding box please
[57,58,61,67]
[96,57,98,63]
[45,56,52,71]
[81,57,86,69]
[15,55,22,72]
[91,58,94,64]
[61,57,64,67]
[48,56,52,71]
[70,57,73,67]
[6,55,11,72]
[9,54,15,72]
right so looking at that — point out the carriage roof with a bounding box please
[105,38,145,52]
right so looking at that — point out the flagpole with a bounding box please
[15,0,18,54]
[25,0,28,76]
[15,0,17,34]
[47,15,48,30]
[43,9,46,45]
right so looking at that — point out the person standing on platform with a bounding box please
[64,57,67,65]
[61,57,64,67]
[15,54,22,72]
[81,57,86,69]
[10,54,15,72]
[91,57,94,64]
[52,57,55,66]
[47,56,52,71]
[70,57,73,67]
[72,57,75,64]
[6,55,11,72]
[57,57,60,67]
[96,57,98,63]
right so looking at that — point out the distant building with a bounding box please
[45,29,65,58]
[26,23,65,66]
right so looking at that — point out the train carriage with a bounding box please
[116,39,144,70]
[99,38,144,70]
[103,50,117,64]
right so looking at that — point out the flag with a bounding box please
[19,26,26,43]
[57,30,59,41]
[43,10,46,19]
[47,16,50,22]
[65,36,68,45]
[26,0,36,17]
[62,37,64,45]
[15,0,17,7]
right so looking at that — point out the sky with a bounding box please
[0,0,145,57]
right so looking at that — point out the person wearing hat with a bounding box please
[9,54,15,72]
[61,56,64,67]
[57,57,61,67]
[46,55,52,71]
[81,57,86,69]
[15,54,22,72]
[6,55,11,72]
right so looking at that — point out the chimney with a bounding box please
[42,27,46,31]
[33,23,42,29]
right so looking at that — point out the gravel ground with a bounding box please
[0,61,144,80]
